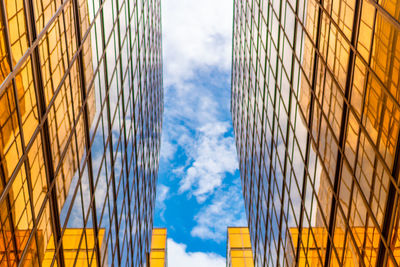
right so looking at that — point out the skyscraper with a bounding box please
[0,0,162,265]
[231,0,400,266]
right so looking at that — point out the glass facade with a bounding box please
[149,228,166,267]
[231,0,400,265]
[227,227,254,267]
[0,0,163,265]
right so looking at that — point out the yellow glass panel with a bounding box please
[229,234,243,248]
[151,235,166,250]
[150,259,165,267]
[228,228,242,234]
[290,227,400,266]
[227,228,254,267]
[231,258,246,266]
[151,251,165,259]
[5,0,29,65]
[42,228,105,267]
[0,84,23,182]
[0,6,10,86]
[150,228,167,267]
[18,58,39,145]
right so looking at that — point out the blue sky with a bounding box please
[153,0,246,265]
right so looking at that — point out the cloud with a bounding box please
[156,184,170,221]
[191,183,246,242]
[160,132,177,161]
[160,0,237,204]
[163,0,233,87]
[178,122,238,202]
[167,238,225,267]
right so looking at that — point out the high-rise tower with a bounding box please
[231,0,400,265]
[0,0,163,265]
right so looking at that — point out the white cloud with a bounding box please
[191,183,246,241]
[178,122,238,202]
[157,184,170,203]
[163,0,233,87]
[156,184,170,221]
[160,0,237,203]
[157,0,245,243]
[160,132,177,161]
[167,238,225,267]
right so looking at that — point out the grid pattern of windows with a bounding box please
[231,0,400,266]
[0,0,163,265]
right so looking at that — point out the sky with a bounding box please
[153,0,247,265]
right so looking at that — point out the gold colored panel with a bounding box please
[289,227,400,266]
[5,0,29,65]
[227,228,254,267]
[150,228,167,267]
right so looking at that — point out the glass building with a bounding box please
[0,0,162,265]
[149,228,167,267]
[227,227,254,267]
[231,0,400,265]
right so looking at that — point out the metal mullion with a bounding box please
[249,1,263,259]
[355,7,379,263]
[324,0,363,263]
[21,0,66,265]
[0,0,109,209]
[256,17,269,262]
[0,1,43,265]
[262,1,400,210]
[260,0,283,261]
[273,38,392,267]
[260,46,335,265]
[98,0,122,264]
[94,169,114,262]
[236,0,246,182]
[117,167,132,264]
[0,210,12,266]
[96,118,126,264]
[282,0,400,118]
[238,0,247,197]
[16,69,93,267]
[122,0,136,261]
[69,183,92,267]
[42,13,64,198]
[105,176,117,264]
[16,189,58,267]
[69,0,103,265]
[293,0,323,262]
[231,0,239,118]
[376,10,400,266]
[263,0,400,141]
[3,229,14,267]
[92,145,112,228]
[0,160,20,265]
[300,0,336,261]
[243,0,255,230]
[258,0,400,251]
[275,0,301,261]
[56,1,94,266]
[134,2,146,261]
[364,0,400,30]
[0,0,74,96]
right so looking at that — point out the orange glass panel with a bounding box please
[42,228,105,267]
[150,228,167,267]
[227,227,254,267]
[289,227,400,266]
